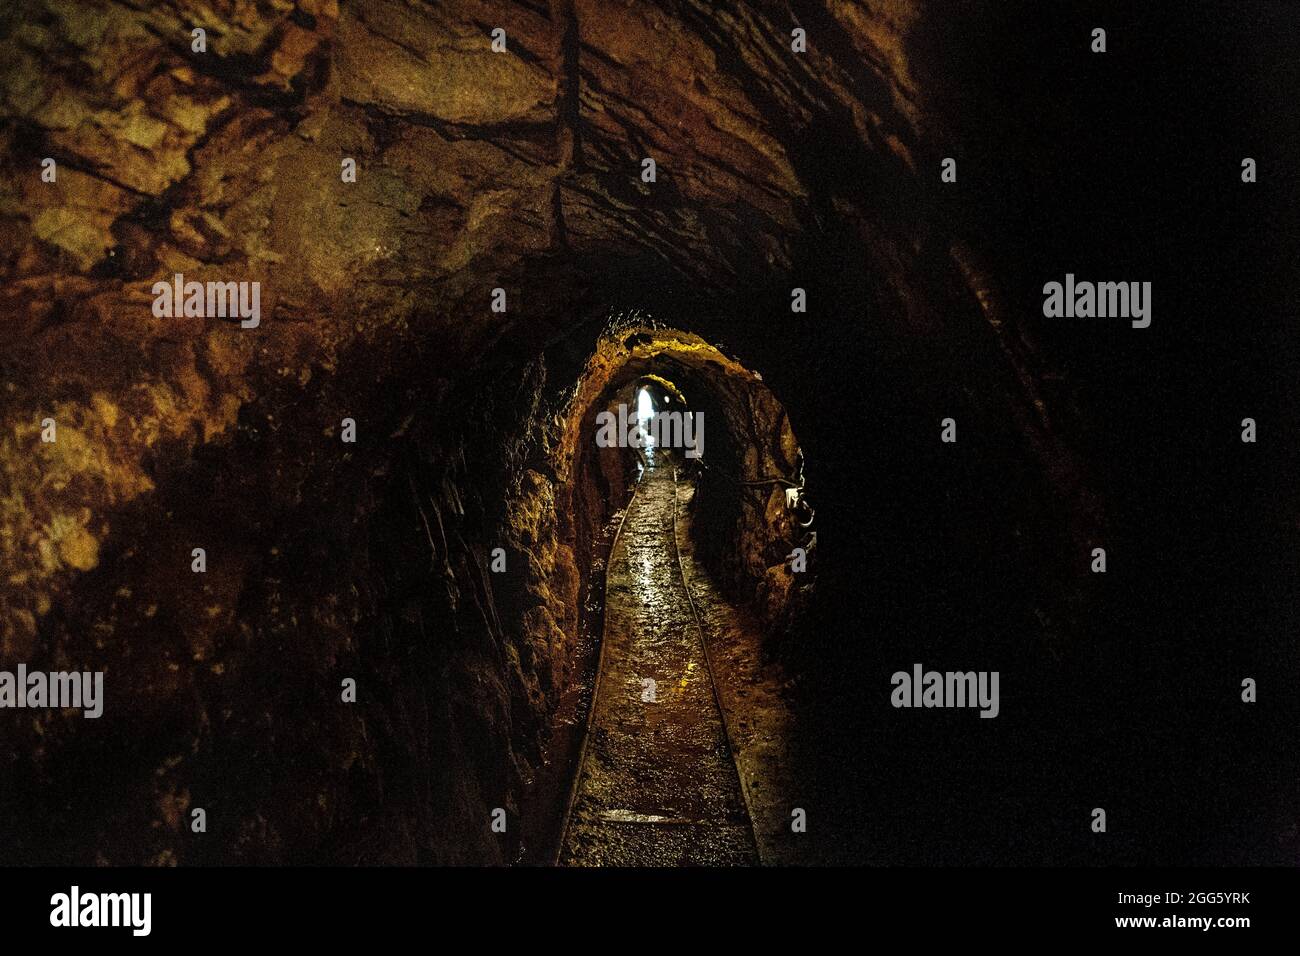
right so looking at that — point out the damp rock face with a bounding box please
[0,0,1111,865]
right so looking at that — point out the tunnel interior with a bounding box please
[0,0,1296,868]
[567,326,814,642]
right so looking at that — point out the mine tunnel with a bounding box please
[1,1,1297,870]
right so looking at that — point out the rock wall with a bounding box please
[0,0,1091,865]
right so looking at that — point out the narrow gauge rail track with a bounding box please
[556,457,760,866]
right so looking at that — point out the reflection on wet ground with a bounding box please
[560,456,758,866]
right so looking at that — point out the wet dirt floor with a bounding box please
[559,452,760,866]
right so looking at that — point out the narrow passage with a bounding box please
[560,454,759,866]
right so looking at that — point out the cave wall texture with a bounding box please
[1,0,1297,865]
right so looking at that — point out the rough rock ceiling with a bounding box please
[0,0,947,662]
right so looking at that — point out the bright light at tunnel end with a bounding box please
[636,387,655,448]
[595,400,703,458]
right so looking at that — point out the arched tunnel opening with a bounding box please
[473,296,1093,866]
[0,0,1296,879]
[493,322,820,864]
